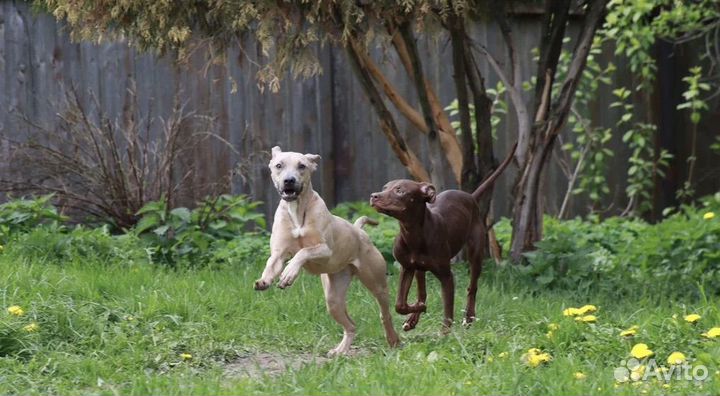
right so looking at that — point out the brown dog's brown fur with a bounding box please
[370,144,516,330]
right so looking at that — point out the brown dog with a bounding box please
[370,144,516,330]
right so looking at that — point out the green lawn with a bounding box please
[1,246,719,395]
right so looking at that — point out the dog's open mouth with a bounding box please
[280,187,302,201]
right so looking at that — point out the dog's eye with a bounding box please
[298,163,306,170]
[275,163,283,169]
[395,187,404,195]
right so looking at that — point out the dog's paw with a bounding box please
[278,266,299,289]
[254,279,271,291]
[462,316,476,327]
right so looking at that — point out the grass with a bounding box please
[1,241,720,395]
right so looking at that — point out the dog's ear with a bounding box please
[304,153,321,170]
[419,182,436,203]
[271,146,282,158]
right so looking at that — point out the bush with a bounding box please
[0,195,66,243]
[9,225,146,266]
[493,194,720,298]
[134,194,267,266]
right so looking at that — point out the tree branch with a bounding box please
[346,39,431,182]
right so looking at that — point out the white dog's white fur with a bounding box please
[254,146,399,355]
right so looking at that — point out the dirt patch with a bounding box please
[223,348,367,379]
[223,352,330,379]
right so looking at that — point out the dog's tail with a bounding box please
[472,142,518,202]
[354,216,379,229]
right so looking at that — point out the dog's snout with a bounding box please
[283,177,296,186]
[370,193,379,201]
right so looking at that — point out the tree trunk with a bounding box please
[448,18,479,192]
[390,30,464,184]
[345,41,431,182]
[509,0,609,261]
[399,22,450,190]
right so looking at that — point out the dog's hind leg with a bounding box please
[321,268,356,356]
[355,254,400,347]
[463,224,487,326]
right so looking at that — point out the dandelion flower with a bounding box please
[667,352,686,365]
[548,323,560,331]
[563,307,581,316]
[662,384,670,389]
[7,306,24,316]
[630,343,654,359]
[684,314,701,324]
[575,315,597,323]
[23,322,39,332]
[179,353,192,360]
[487,356,494,363]
[498,352,509,359]
[578,305,597,314]
[620,325,639,337]
[574,372,587,380]
[0,245,4,252]
[704,212,715,220]
[522,348,551,367]
[701,327,720,338]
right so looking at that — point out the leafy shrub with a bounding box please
[10,225,145,266]
[331,201,398,263]
[210,233,270,268]
[494,195,720,298]
[134,194,266,266]
[0,195,66,242]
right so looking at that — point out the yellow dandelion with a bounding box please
[522,348,552,368]
[23,322,39,332]
[667,352,686,365]
[547,323,560,331]
[7,305,24,316]
[662,383,670,389]
[179,353,192,360]
[546,331,554,339]
[498,352,509,359]
[701,327,720,338]
[620,325,639,337]
[0,245,4,252]
[703,212,715,220]
[487,356,494,363]
[578,304,598,314]
[563,307,580,316]
[575,315,597,323]
[574,372,587,380]
[630,343,654,359]
[684,314,701,324]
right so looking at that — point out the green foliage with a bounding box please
[555,37,616,210]
[11,225,145,266]
[445,80,506,144]
[678,66,712,125]
[0,195,66,242]
[604,0,720,89]
[134,194,266,266]
[2,209,720,394]
[611,87,672,216]
[494,195,720,298]
[331,201,399,263]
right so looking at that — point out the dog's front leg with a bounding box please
[255,253,286,290]
[278,243,332,289]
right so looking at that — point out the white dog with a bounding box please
[254,146,399,355]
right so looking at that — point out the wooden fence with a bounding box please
[1,1,718,222]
